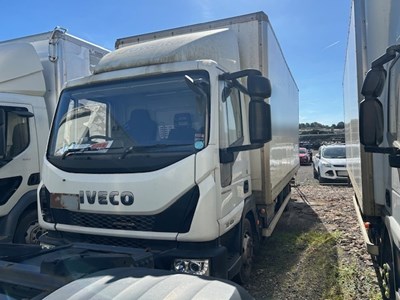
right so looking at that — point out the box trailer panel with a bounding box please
[0,44,45,96]
[344,0,392,215]
[0,30,109,123]
[344,1,366,210]
[249,21,299,203]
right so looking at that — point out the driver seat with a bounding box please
[126,109,157,144]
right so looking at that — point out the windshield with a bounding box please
[47,71,209,173]
[321,146,346,159]
[299,148,307,154]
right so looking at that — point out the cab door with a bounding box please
[0,103,39,216]
[218,81,251,225]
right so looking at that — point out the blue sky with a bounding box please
[0,1,350,126]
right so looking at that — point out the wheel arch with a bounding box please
[0,190,38,242]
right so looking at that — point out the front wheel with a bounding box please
[13,210,45,244]
[234,218,254,284]
[313,164,318,179]
[380,235,396,300]
[318,168,325,184]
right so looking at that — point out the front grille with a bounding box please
[60,232,177,251]
[85,234,150,249]
[52,210,155,231]
[333,164,345,168]
[50,185,199,233]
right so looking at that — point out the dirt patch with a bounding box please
[244,166,382,300]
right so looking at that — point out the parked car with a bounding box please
[299,147,311,165]
[299,142,313,161]
[313,144,348,183]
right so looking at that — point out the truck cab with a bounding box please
[0,43,48,244]
[38,13,298,282]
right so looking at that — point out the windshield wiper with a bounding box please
[61,146,123,159]
[119,144,190,159]
[61,147,92,159]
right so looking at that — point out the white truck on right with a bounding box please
[344,0,400,298]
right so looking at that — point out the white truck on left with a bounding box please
[0,28,109,243]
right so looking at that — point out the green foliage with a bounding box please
[299,121,345,129]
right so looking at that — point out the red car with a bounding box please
[299,147,311,165]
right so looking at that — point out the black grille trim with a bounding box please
[51,185,200,233]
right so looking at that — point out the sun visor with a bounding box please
[0,43,46,96]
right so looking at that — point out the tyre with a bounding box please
[318,168,325,184]
[13,210,45,244]
[234,218,254,284]
[313,164,318,179]
[380,234,396,300]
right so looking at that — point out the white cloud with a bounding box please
[323,41,340,50]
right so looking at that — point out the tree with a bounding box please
[336,121,344,129]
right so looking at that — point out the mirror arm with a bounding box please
[371,45,400,68]
[364,146,400,156]
[219,69,262,81]
[220,143,264,164]
[364,146,400,168]
[219,69,263,96]
[364,145,400,155]
[226,143,264,153]
[231,78,248,95]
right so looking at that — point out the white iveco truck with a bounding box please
[0,28,108,244]
[38,12,299,282]
[344,0,400,298]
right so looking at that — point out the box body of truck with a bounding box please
[344,0,400,297]
[39,12,298,281]
[0,28,109,243]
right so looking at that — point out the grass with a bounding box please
[249,228,381,299]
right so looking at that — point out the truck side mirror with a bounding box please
[247,75,271,99]
[359,97,383,146]
[359,67,385,147]
[249,100,271,144]
[361,68,386,98]
[0,109,6,157]
[247,75,272,144]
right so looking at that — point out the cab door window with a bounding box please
[221,83,243,147]
[0,107,31,160]
[219,83,244,187]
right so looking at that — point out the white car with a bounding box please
[313,144,349,184]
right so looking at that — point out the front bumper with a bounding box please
[156,245,228,278]
[320,166,349,182]
[42,230,230,279]
[299,156,310,165]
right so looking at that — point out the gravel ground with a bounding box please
[244,164,382,300]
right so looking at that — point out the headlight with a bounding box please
[173,259,210,276]
[322,162,332,167]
